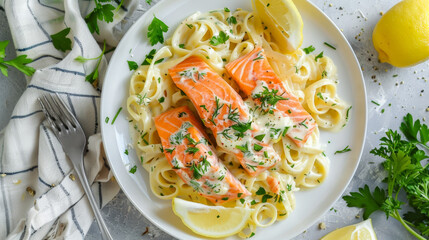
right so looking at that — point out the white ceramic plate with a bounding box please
[100,0,367,239]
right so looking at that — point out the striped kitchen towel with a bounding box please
[0,0,139,239]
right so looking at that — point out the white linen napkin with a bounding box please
[0,0,138,239]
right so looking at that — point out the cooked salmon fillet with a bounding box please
[154,106,250,204]
[168,56,280,176]
[225,47,317,147]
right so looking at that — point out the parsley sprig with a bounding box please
[85,0,116,35]
[142,49,164,65]
[343,113,429,239]
[50,28,72,52]
[147,15,169,46]
[0,41,35,77]
[75,41,108,84]
[209,31,229,46]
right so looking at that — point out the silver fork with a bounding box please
[38,93,113,240]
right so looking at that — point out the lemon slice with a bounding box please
[321,219,377,240]
[172,198,252,238]
[253,0,303,53]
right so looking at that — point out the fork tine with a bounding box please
[38,96,61,132]
[53,93,78,128]
[55,93,80,128]
[47,94,75,130]
[42,95,61,121]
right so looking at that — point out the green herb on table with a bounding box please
[85,0,116,35]
[147,15,169,46]
[146,0,152,5]
[210,31,229,46]
[51,28,72,52]
[343,113,429,240]
[0,40,35,77]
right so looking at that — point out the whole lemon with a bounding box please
[372,0,429,67]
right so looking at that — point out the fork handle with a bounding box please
[74,156,113,240]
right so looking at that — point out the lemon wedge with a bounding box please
[372,0,429,67]
[172,198,252,238]
[320,219,377,240]
[253,0,303,53]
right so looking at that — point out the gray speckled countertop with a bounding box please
[1,0,427,239]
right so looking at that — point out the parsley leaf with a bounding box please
[147,15,169,46]
[255,134,265,142]
[236,142,249,154]
[142,49,164,65]
[129,165,137,174]
[343,185,386,219]
[255,187,266,195]
[50,28,72,52]
[315,51,324,61]
[227,16,237,25]
[303,45,315,54]
[85,0,116,35]
[185,147,199,154]
[254,144,263,151]
[400,113,429,149]
[209,31,229,46]
[262,194,273,203]
[231,121,252,138]
[0,41,35,77]
[127,60,138,71]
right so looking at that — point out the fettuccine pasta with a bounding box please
[126,7,349,238]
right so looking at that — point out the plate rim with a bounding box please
[100,0,368,239]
